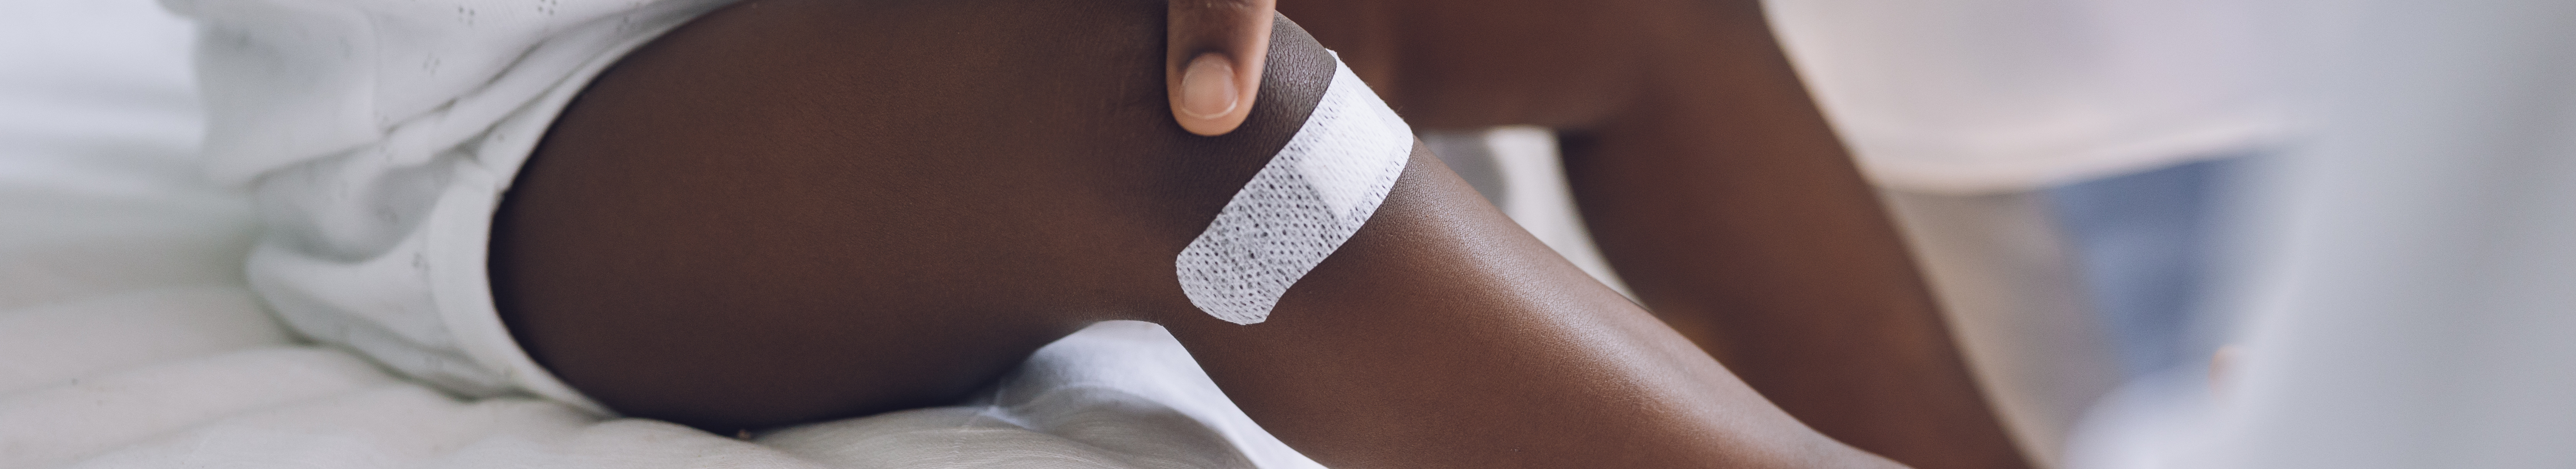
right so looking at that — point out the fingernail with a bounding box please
[1180,53,1240,119]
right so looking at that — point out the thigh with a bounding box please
[489,0,1328,432]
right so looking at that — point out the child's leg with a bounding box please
[494,0,1321,428]
[1271,2,2030,467]
[493,0,1891,467]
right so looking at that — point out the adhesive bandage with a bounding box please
[1175,58,1415,325]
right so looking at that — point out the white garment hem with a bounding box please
[413,17,698,417]
[1856,114,2282,194]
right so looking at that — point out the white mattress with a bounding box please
[0,1,1320,467]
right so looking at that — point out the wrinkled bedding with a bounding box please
[0,1,1320,467]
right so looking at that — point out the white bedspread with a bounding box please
[0,1,1321,467]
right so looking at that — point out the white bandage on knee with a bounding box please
[1175,58,1415,325]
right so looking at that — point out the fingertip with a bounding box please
[1166,0,1273,136]
[1179,53,1241,121]
[1174,53,1258,136]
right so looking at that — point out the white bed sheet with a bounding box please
[0,1,1322,468]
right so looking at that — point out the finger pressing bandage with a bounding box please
[1176,57,1414,325]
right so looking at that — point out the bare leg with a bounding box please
[1271,2,2029,467]
[495,0,1892,467]
[494,0,1313,428]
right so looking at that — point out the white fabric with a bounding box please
[2065,3,2576,467]
[0,291,1324,469]
[1,2,1328,468]
[1876,188,2125,467]
[167,0,737,410]
[1765,0,2281,193]
[2184,1,2576,467]
[1177,59,1413,325]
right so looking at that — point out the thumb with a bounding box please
[1168,0,1275,136]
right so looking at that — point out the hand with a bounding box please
[1166,0,1275,135]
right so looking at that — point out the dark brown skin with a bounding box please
[495,0,2016,467]
[498,1,1894,467]
[1276,2,2030,468]
[1164,0,1275,135]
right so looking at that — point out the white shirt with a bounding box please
[1765,0,2281,193]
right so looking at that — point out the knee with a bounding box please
[494,0,1343,429]
[517,0,1340,312]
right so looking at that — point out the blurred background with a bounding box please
[1433,1,2575,468]
[7,0,2571,467]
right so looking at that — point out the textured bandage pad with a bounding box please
[1175,59,1414,325]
